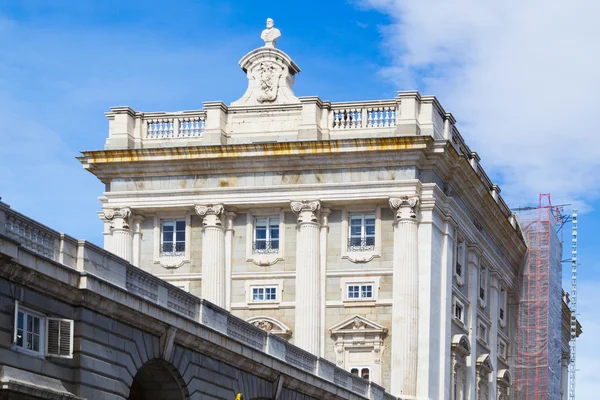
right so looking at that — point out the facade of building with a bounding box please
[78,21,531,400]
[0,201,398,400]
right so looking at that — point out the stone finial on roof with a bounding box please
[260,18,281,48]
[231,19,300,106]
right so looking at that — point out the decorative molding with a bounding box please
[329,315,387,385]
[103,208,131,230]
[451,334,471,357]
[246,316,292,339]
[290,200,321,224]
[195,204,225,227]
[389,195,419,220]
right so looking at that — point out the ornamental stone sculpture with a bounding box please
[260,18,281,48]
[231,19,300,106]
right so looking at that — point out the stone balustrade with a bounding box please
[1,204,60,261]
[0,200,400,400]
[145,111,206,139]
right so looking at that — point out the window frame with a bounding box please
[347,284,374,300]
[245,209,285,266]
[455,238,465,286]
[341,206,382,263]
[498,338,508,361]
[341,278,379,304]
[452,297,466,326]
[349,366,372,381]
[479,266,488,309]
[477,320,489,345]
[252,216,280,255]
[13,304,45,356]
[153,213,192,269]
[347,213,376,252]
[499,285,507,327]
[246,279,283,307]
[160,219,187,257]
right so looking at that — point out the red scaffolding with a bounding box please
[515,194,563,400]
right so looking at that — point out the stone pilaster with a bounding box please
[103,208,133,263]
[319,208,331,358]
[466,247,481,400]
[224,211,237,311]
[195,204,226,308]
[389,196,420,397]
[131,215,144,267]
[489,273,500,399]
[291,200,321,355]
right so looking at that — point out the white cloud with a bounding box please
[361,0,600,207]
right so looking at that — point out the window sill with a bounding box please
[476,338,490,350]
[343,299,376,307]
[478,298,487,309]
[342,251,379,263]
[452,317,468,333]
[11,345,46,359]
[247,254,283,267]
[248,301,281,309]
[154,256,190,269]
[454,273,464,287]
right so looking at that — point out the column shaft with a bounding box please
[390,196,419,397]
[196,205,226,308]
[292,200,321,355]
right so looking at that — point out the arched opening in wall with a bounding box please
[128,359,188,400]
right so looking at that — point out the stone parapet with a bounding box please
[0,201,401,400]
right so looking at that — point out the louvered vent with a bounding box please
[47,318,73,358]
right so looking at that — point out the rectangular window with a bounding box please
[161,220,186,256]
[348,214,375,252]
[252,286,277,301]
[254,217,279,254]
[456,241,465,278]
[498,340,508,359]
[499,287,507,325]
[477,322,488,343]
[350,367,371,381]
[454,302,463,322]
[347,284,373,299]
[479,268,487,304]
[16,310,41,353]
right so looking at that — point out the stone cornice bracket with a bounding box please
[103,208,132,230]
[195,204,225,228]
[290,200,321,224]
[389,196,420,221]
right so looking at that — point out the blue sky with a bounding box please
[1,0,599,397]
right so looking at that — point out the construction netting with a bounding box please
[514,207,563,400]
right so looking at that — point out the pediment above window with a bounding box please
[497,369,511,387]
[451,334,471,357]
[330,315,388,336]
[246,316,291,339]
[476,353,493,374]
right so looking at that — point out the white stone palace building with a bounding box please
[78,20,527,399]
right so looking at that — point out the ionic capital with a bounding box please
[290,200,321,224]
[389,196,420,221]
[103,208,132,230]
[195,204,225,228]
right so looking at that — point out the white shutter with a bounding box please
[12,300,19,344]
[46,318,74,358]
